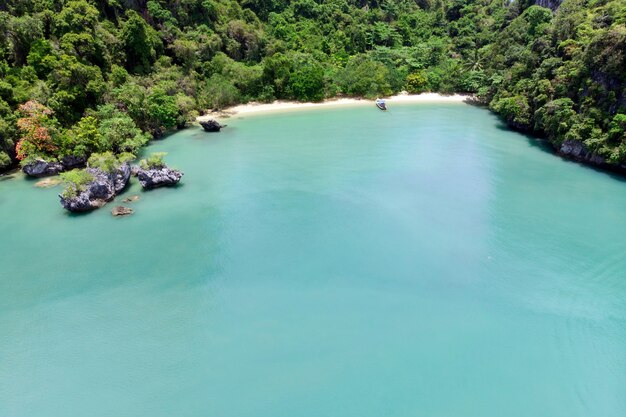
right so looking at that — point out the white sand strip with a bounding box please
[197,93,471,121]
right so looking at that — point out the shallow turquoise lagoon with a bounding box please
[1,103,625,417]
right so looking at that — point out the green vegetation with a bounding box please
[87,151,131,173]
[139,152,168,170]
[484,2,626,160]
[0,0,624,171]
[59,168,94,198]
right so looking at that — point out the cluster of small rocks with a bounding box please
[58,163,183,213]
[111,196,140,217]
[29,125,208,213]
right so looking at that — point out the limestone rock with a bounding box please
[113,163,131,193]
[199,119,225,132]
[22,159,63,177]
[59,164,131,212]
[61,155,87,170]
[558,140,606,166]
[23,155,87,178]
[136,166,183,189]
[535,0,563,11]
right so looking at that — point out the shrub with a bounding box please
[147,89,178,130]
[60,169,94,198]
[338,55,393,98]
[199,74,241,110]
[534,98,577,143]
[58,115,104,158]
[0,151,11,169]
[87,151,120,173]
[94,105,149,154]
[117,152,136,163]
[406,71,429,93]
[110,65,129,87]
[139,152,167,170]
[288,61,325,101]
[491,95,531,129]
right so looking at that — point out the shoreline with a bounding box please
[197,93,472,121]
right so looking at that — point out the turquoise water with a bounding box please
[1,103,626,417]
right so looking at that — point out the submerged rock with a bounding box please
[23,159,63,177]
[111,206,134,216]
[199,119,225,132]
[34,177,62,188]
[122,195,140,203]
[136,166,183,189]
[59,164,131,212]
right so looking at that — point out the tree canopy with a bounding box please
[0,0,624,171]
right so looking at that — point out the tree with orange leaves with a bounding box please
[15,101,59,161]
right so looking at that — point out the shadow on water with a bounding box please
[64,208,97,218]
[138,182,186,193]
[495,120,626,183]
[135,127,200,158]
[580,162,626,183]
[463,97,485,107]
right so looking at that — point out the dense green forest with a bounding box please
[0,0,625,173]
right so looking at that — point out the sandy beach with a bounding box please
[197,92,471,120]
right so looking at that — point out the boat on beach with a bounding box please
[375,98,387,110]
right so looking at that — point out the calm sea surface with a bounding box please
[1,103,625,417]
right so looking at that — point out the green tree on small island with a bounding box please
[139,152,168,170]
[137,152,183,189]
[0,0,624,173]
[59,169,94,199]
[87,151,134,174]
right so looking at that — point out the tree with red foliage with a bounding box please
[15,101,58,161]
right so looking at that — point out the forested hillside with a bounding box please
[0,0,625,173]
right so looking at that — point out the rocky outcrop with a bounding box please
[113,163,131,193]
[22,159,63,177]
[535,0,563,11]
[558,140,607,166]
[200,119,225,132]
[59,164,131,212]
[136,166,183,189]
[556,139,626,173]
[111,206,134,216]
[22,156,88,177]
[60,155,87,170]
